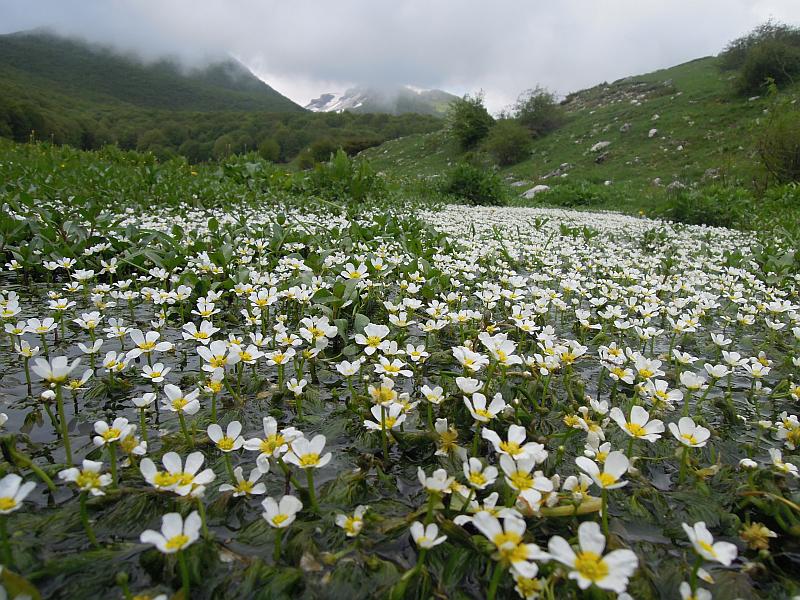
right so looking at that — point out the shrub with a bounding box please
[757,102,800,183]
[302,149,385,204]
[446,93,494,151]
[513,87,565,137]
[439,163,506,206]
[659,185,753,228]
[483,119,531,166]
[533,182,616,207]
[720,20,800,71]
[735,39,800,94]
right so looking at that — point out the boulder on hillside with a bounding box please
[522,185,551,199]
[590,141,611,152]
[648,128,658,138]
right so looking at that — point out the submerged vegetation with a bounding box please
[0,141,799,599]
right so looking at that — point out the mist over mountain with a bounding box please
[305,85,457,116]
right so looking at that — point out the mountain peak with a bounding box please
[305,85,456,116]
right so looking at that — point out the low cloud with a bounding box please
[2,0,800,111]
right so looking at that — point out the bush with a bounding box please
[257,138,281,162]
[513,87,565,137]
[659,185,753,228]
[447,93,494,151]
[439,163,506,206]
[720,20,800,71]
[483,119,531,166]
[757,102,800,183]
[735,39,800,94]
[533,182,616,208]
[301,149,385,204]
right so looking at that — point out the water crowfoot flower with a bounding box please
[262,495,303,562]
[140,511,201,596]
[0,473,35,567]
[284,435,331,512]
[547,521,638,593]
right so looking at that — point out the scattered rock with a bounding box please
[594,151,610,164]
[521,185,551,199]
[703,168,721,181]
[604,180,612,186]
[651,114,660,121]
[590,141,611,152]
[510,180,531,188]
[619,122,631,133]
[648,128,658,138]
[652,177,662,187]
[667,181,686,192]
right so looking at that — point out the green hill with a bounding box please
[362,56,799,205]
[0,30,302,112]
[0,30,443,163]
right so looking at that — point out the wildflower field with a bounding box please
[1,143,799,599]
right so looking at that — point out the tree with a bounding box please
[514,87,564,137]
[447,92,494,151]
[257,137,281,162]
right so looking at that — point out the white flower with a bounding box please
[219,467,266,497]
[609,406,664,442]
[162,384,201,415]
[261,495,303,528]
[284,435,332,469]
[93,417,135,447]
[0,473,36,514]
[482,424,547,462]
[472,513,547,575]
[548,521,638,593]
[58,460,112,495]
[31,356,81,384]
[575,452,629,490]
[669,417,711,448]
[410,521,447,549]
[418,467,455,494]
[140,511,201,554]
[335,505,369,537]
[682,521,737,566]
[464,392,506,423]
[364,403,406,431]
[463,458,499,490]
[207,421,244,452]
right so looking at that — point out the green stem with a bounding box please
[381,405,389,462]
[0,516,13,568]
[305,468,320,512]
[211,393,218,422]
[626,437,634,459]
[108,442,118,488]
[487,562,506,600]
[273,528,283,563]
[55,384,73,465]
[177,550,190,597]
[601,488,609,538]
[224,453,237,482]
[139,408,148,444]
[80,491,99,547]
[425,493,437,524]
[178,412,193,447]
[679,446,689,484]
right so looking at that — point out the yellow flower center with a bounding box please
[165,534,190,551]
[598,472,617,487]
[153,472,179,487]
[259,434,285,455]
[272,513,289,526]
[299,453,320,467]
[76,470,102,489]
[217,437,235,451]
[469,472,487,486]
[625,423,646,437]
[499,440,522,456]
[509,471,533,490]
[474,408,494,420]
[210,357,227,368]
[139,341,156,351]
[344,516,362,534]
[681,433,698,445]
[366,336,382,347]
[574,551,609,582]
[237,480,255,494]
[698,541,717,556]
[195,332,209,339]
[102,428,122,441]
[0,497,18,511]
[149,371,162,378]
[171,398,188,410]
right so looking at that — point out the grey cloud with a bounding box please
[2,0,799,110]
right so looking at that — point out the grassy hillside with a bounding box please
[0,30,302,112]
[363,56,798,206]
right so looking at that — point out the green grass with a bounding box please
[363,56,800,213]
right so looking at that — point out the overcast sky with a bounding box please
[2,0,800,111]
